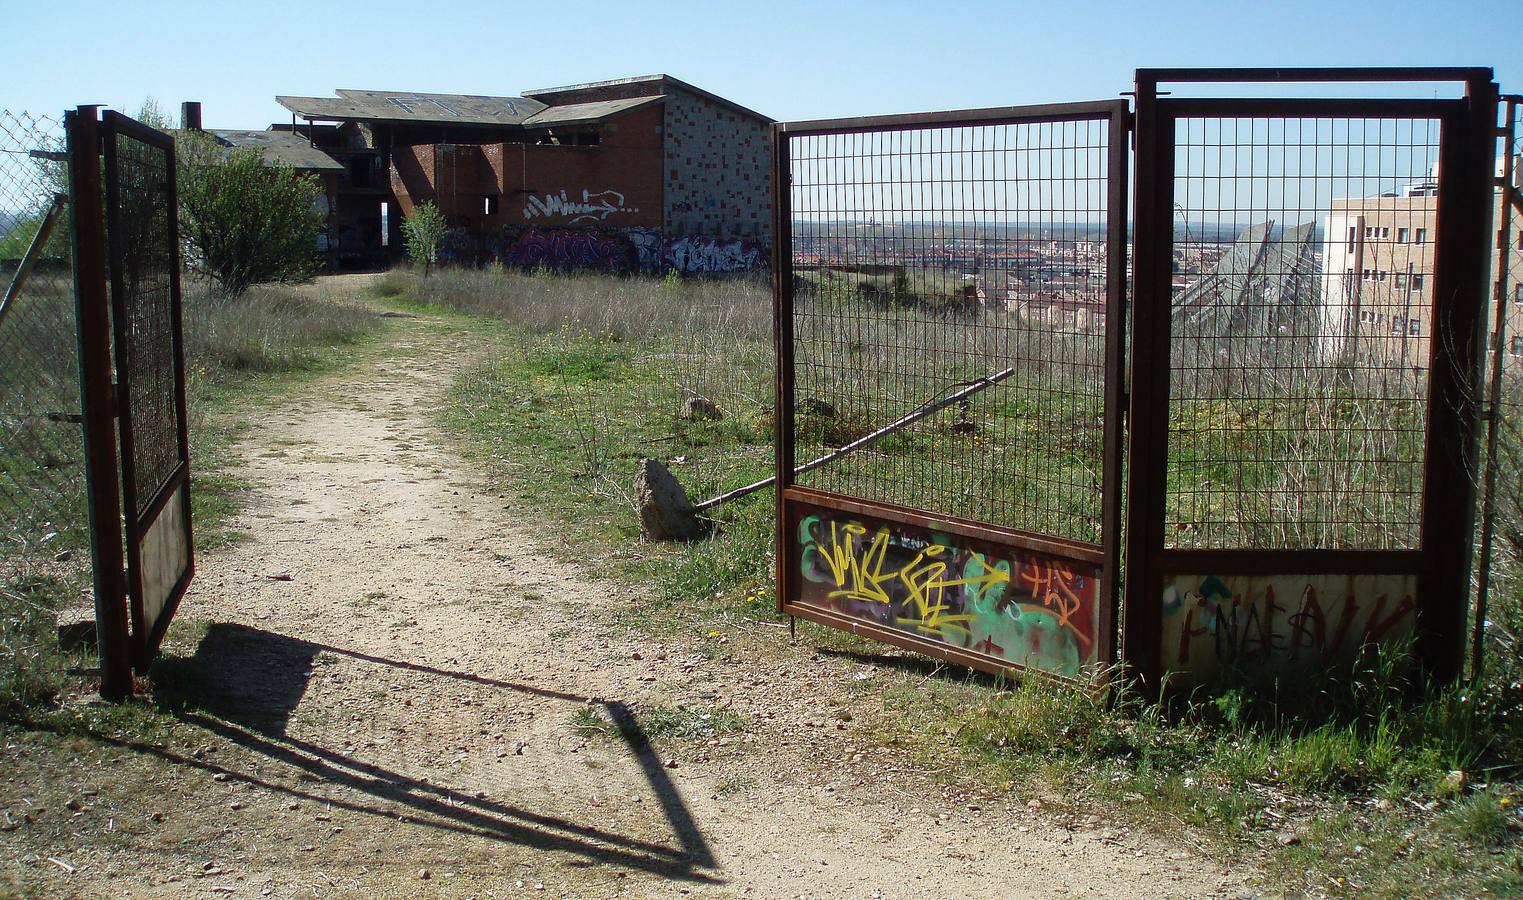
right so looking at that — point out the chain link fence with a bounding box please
[0,109,90,691]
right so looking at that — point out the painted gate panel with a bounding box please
[1161,573,1417,685]
[790,497,1101,677]
[774,101,1129,679]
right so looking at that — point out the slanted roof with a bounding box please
[209,129,344,172]
[522,74,772,123]
[520,95,664,128]
[276,90,547,126]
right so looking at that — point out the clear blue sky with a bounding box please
[9,0,1522,128]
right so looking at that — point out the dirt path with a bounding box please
[4,279,1248,898]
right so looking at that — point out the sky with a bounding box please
[8,0,1522,130]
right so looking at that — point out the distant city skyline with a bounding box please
[8,1,1521,131]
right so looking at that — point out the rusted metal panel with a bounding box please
[101,109,195,672]
[1123,68,1497,689]
[774,101,1129,679]
[1162,573,1419,686]
[785,492,1105,678]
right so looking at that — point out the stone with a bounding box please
[634,458,704,542]
[680,395,723,421]
[799,397,837,418]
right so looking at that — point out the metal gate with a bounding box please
[1123,69,1498,688]
[773,70,1504,688]
[772,102,1130,679]
[68,106,194,698]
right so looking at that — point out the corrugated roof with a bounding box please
[209,129,344,172]
[276,90,546,126]
[521,95,664,128]
[522,74,772,123]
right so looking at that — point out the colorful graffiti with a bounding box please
[503,228,634,272]
[662,236,764,274]
[522,189,638,224]
[1162,574,1417,683]
[795,510,1100,677]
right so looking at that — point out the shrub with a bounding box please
[177,133,323,297]
[402,201,447,276]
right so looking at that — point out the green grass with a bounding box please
[572,702,748,746]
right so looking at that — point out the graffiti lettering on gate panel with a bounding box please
[797,512,1100,677]
[1162,574,1417,684]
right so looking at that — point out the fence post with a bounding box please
[66,105,132,701]
[1420,75,1499,684]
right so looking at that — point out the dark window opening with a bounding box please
[349,157,372,188]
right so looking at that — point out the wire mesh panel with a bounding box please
[102,111,193,666]
[1167,114,1439,551]
[0,111,86,575]
[776,103,1127,679]
[1126,71,1498,689]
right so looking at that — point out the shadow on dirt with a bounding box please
[130,622,720,883]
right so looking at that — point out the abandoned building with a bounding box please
[221,75,775,274]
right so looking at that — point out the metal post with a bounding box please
[771,123,795,615]
[66,105,132,701]
[1122,74,1173,689]
[1099,102,1130,670]
[1418,73,1499,683]
[1472,95,1518,682]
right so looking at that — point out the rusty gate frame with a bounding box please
[68,105,195,699]
[771,100,1131,678]
[1122,68,1500,689]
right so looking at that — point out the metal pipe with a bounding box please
[697,367,1014,513]
[0,192,67,330]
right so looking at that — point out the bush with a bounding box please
[402,201,447,276]
[177,133,323,297]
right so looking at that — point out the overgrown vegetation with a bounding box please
[177,133,325,297]
[394,264,1523,896]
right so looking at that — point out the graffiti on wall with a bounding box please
[663,236,764,274]
[503,228,634,272]
[1162,574,1417,683]
[795,510,1101,677]
[522,189,639,224]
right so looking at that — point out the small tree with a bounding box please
[177,133,324,297]
[402,201,447,276]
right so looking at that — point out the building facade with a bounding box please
[1319,169,1523,373]
[267,75,772,274]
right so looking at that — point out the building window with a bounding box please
[1364,226,1375,238]
[1409,318,1421,336]
[1512,335,1523,358]
[1395,272,1408,289]
[1347,226,1357,253]
[1392,315,1406,334]
[1415,228,1427,244]
[1377,270,1388,281]
[483,194,499,216]
[1397,227,1409,243]
[349,157,371,189]
[1380,226,1390,238]
[1515,283,1523,305]
[1412,274,1425,291]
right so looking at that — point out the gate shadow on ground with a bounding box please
[139,622,719,883]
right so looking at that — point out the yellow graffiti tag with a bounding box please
[818,523,1012,638]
